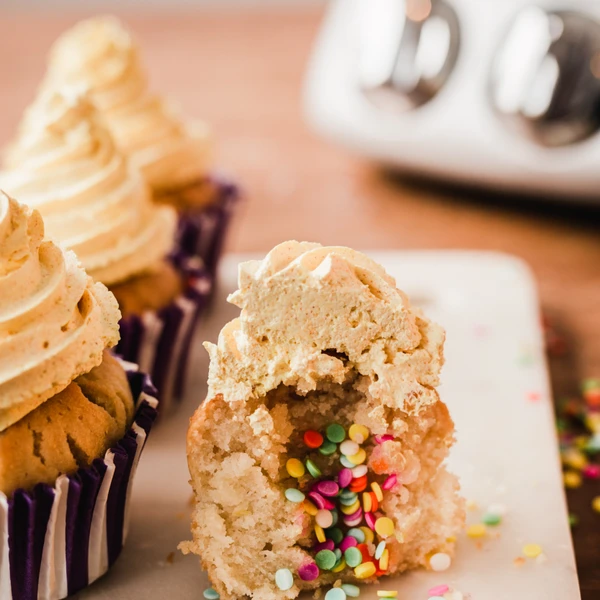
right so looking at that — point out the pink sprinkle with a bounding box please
[338,536,358,552]
[584,465,600,479]
[298,562,320,581]
[365,512,376,530]
[338,468,353,488]
[343,514,363,527]
[428,585,449,596]
[308,492,327,509]
[382,474,397,490]
[323,498,336,510]
[344,507,363,522]
[313,540,335,552]
[316,481,340,497]
[374,434,394,444]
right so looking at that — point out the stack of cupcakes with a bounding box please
[0,192,158,599]
[1,87,212,415]
[40,15,238,275]
[1,15,239,415]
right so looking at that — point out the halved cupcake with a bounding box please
[0,192,158,599]
[1,87,211,414]
[40,15,239,275]
[183,242,464,599]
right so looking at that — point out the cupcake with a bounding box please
[1,87,212,413]
[0,192,158,599]
[40,15,239,275]
[182,242,464,599]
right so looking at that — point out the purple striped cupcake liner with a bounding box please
[115,251,212,417]
[0,365,158,600]
[175,175,239,277]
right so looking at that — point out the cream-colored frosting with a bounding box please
[206,241,445,414]
[41,16,210,192]
[1,87,177,286]
[0,192,121,432]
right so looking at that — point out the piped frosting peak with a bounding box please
[0,191,121,431]
[205,241,445,413]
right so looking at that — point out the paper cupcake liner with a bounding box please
[0,366,158,600]
[175,175,239,277]
[116,254,212,416]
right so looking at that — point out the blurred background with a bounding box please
[0,0,599,596]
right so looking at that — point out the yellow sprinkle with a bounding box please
[466,499,478,511]
[341,499,361,515]
[377,592,398,598]
[354,562,376,579]
[303,500,318,516]
[446,536,456,543]
[522,543,542,559]
[575,436,589,450]
[371,482,383,502]
[467,524,487,538]
[562,449,588,470]
[332,558,346,573]
[374,517,395,538]
[378,548,389,571]
[564,471,582,489]
[286,458,305,479]
[592,496,600,513]
[586,413,600,433]
[360,526,375,544]
[349,424,370,444]
[348,448,367,465]
[315,524,326,543]
[363,492,372,512]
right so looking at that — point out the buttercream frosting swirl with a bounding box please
[206,241,445,414]
[0,192,121,431]
[41,16,210,192]
[1,87,177,286]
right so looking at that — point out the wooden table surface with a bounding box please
[1,6,599,597]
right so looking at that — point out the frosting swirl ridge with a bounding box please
[0,192,121,431]
[1,87,177,286]
[41,16,210,192]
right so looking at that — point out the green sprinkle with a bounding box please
[325,527,344,544]
[284,488,305,503]
[339,489,357,499]
[339,493,359,506]
[330,509,339,526]
[342,583,361,597]
[334,548,342,561]
[275,568,294,591]
[375,541,386,560]
[582,378,600,392]
[325,588,347,600]
[346,528,365,543]
[569,513,579,527]
[315,549,337,570]
[340,456,355,468]
[344,546,363,568]
[326,423,346,443]
[203,588,220,600]
[482,512,502,526]
[319,440,338,456]
[305,458,322,478]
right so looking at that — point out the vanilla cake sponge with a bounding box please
[183,242,465,599]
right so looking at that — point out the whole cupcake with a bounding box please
[40,15,239,275]
[1,87,211,413]
[0,191,158,600]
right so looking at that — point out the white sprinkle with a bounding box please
[340,440,359,457]
[316,509,334,529]
[429,552,451,572]
[351,465,368,478]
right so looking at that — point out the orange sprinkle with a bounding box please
[303,430,324,449]
[370,491,379,512]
